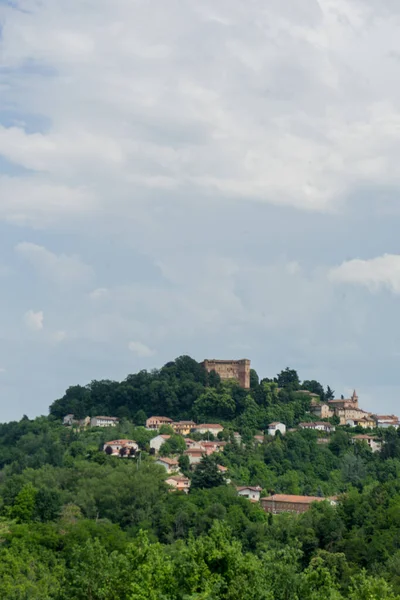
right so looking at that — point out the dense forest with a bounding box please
[2,356,400,598]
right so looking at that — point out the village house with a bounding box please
[233,432,242,444]
[254,435,265,445]
[155,457,180,474]
[374,415,400,428]
[236,486,263,502]
[351,414,376,429]
[352,435,382,452]
[184,448,205,465]
[299,422,335,433]
[103,439,138,456]
[267,422,286,436]
[217,464,231,483]
[200,440,226,454]
[171,421,196,435]
[310,402,334,419]
[146,416,174,430]
[165,475,191,494]
[150,434,171,454]
[183,438,196,448]
[63,415,90,428]
[90,416,119,428]
[261,494,337,515]
[192,423,224,436]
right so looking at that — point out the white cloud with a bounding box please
[2,0,400,218]
[53,330,67,342]
[24,309,44,331]
[128,341,155,358]
[15,242,94,287]
[89,288,109,299]
[0,176,95,227]
[329,254,400,293]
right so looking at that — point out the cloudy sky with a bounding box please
[1,0,400,421]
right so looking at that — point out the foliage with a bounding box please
[0,356,399,598]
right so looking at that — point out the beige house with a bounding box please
[184,449,205,465]
[352,414,376,429]
[146,416,174,430]
[155,457,180,474]
[352,435,382,452]
[192,423,224,435]
[165,475,191,494]
[310,403,333,419]
[171,421,196,435]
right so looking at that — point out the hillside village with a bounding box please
[61,356,399,515]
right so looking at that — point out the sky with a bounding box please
[1,0,400,421]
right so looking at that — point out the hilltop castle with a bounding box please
[202,359,250,389]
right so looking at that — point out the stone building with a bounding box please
[202,359,250,389]
[261,494,337,515]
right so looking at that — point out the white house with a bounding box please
[352,435,382,453]
[63,415,90,427]
[374,415,400,429]
[156,457,180,474]
[150,434,171,454]
[267,422,286,436]
[63,414,75,426]
[236,486,262,502]
[192,423,224,435]
[299,422,335,433]
[91,416,119,428]
[103,439,138,456]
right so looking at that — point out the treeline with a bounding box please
[3,450,400,598]
[49,356,333,430]
[2,357,400,597]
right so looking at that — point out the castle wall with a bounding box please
[202,359,250,389]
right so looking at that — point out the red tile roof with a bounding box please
[237,486,262,492]
[261,494,331,504]
[157,457,179,465]
[104,439,137,445]
[195,423,223,429]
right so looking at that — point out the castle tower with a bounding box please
[202,359,250,389]
[351,390,358,407]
